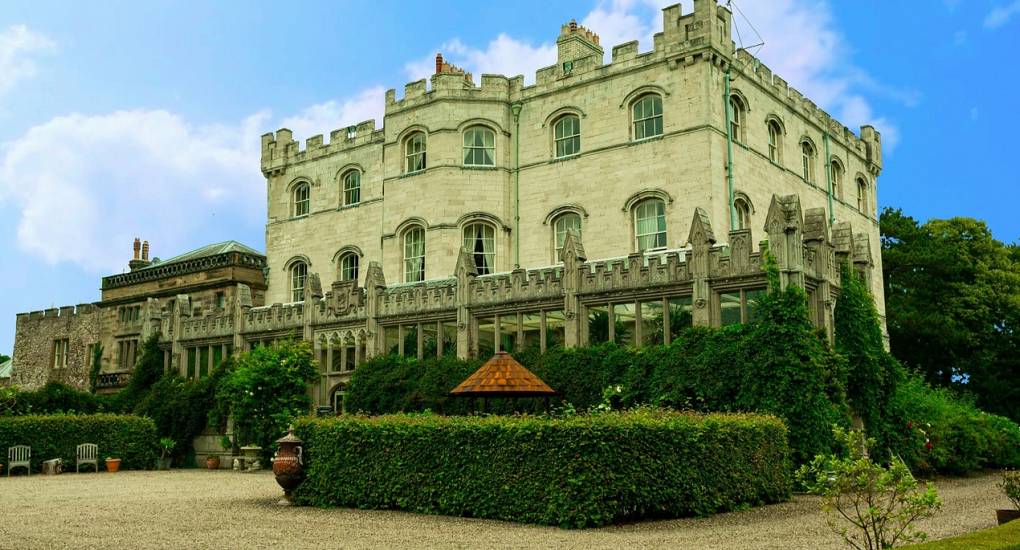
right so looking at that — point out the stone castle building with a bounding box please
[12,0,883,413]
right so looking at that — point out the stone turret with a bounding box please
[557,19,603,68]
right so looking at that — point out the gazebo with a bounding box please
[450,351,555,410]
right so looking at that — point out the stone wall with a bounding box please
[13,305,101,391]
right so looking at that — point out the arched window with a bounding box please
[292,182,310,217]
[728,95,745,142]
[342,170,361,206]
[462,223,495,275]
[857,177,868,213]
[632,94,663,140]
[830,160,842,199]
[403,227,425,282]
[290,261,307,302]
[553,115,580,158]
[767,120,782,163]
[463,126,495,166]
[634,199,667,251]
[801,141,816,183]
[553,213,582,261]
[338,253,359,282]
[734,198,752,230]
[404,132,426,173]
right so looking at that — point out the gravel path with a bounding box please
[0,469,1010,549]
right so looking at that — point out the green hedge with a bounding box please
[0,414,158,471]
[294,410,791,528]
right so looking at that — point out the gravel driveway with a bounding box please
[0,469,1010,549]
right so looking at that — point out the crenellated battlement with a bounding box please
[732,48,882,168]
[17,303,99,321]
[260,119,385,175]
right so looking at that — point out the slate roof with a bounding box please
[139,240,263,271]
[450,352,555,397]
[0,358,12,379]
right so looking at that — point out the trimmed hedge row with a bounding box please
[294,410,792,528]
[0,414,158,471]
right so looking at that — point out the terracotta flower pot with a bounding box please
[206,455,221,470]
[105,458,121,473]
[997,509,1020,525]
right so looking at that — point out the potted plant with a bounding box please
[105,457,121,473]
[206,454,221,470]
[157,437,176,470]
[997,470,1020,525]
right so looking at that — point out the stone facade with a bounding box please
[9,1,885,412]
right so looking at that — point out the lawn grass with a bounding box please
[904,519,1020,549]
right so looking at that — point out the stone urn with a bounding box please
[239,445,262,471]
[271,425,304,504]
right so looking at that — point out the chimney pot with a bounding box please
[435,53,443,74]
[142,241,150,261]
[133,238,141,260]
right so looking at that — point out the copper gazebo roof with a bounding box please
[450,351,556,398]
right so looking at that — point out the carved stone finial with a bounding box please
[237,283,253,309]
[365,261,386,289]
[764,194,804,235]
[455,247,478,278]
[561,228,587,263]
[802,207,829,244]
[306,273,323,301]
[687,207,716,247]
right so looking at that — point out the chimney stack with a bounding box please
[435,53,443,75]
[142,241,149,261]
[133,237,141,260]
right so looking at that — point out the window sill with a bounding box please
[400,169,425,179]
[549,154,580,164]
[630,134,664,145]
[462,165,498,170]
[290,214,309,221]
[339,202,362,211]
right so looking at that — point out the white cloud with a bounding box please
[985,1,1020,28]
[404,35,556,85]
[278,86,386,143]
[0,25,55,96]
[0,110,269,272]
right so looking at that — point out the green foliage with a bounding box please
[88,344,103,394]
[881,208,1020,422]
[901,519,1020,550]
[294,410,792,528]
[797,426,942,550]
[0,414,158,471]
[217,340,317,461]
[4,381,111,415]
[110,334,164,412]
[835,262,901,457]
[888,373,1020,475]
[350,281,848,465]
[1000,471,1020,511]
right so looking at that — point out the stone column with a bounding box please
[233,283,253,354]
[560,229,587,347]
[453,248,477,359]
[363,262,386,360]
[687,207,716,327]
[803,208,834,341]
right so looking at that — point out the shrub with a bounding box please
[797,426,942,550]
[889,374,1020,475]
[5,381,110,415]
[294,409,791,528]
[217,340,317,461]
[0,414,158,471]
[1000,470,1020,511]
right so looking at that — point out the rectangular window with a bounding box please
[463,128,495,166]
[588,304,610,344]
[719,292,743,326]
[52,339,69,369]
[746,289,767,323]
[215,292,226,309]
[402,324,419,359]
[640,300,665,346]
[499,313,518,353]
[545,310,565,349]
[344,343,356,371]
[477,317,495,358]
[613,303,635,346]
[384,326,399,355]
[422,322,438,358]
[187,348,197,379]
[554,116,580,158]
[331,341,343,372]
[441,321,458,358]
[212,345,223,370]
[668,296,694,341]
[199,346,209,378]
[521,313,542,352]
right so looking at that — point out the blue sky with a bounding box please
[0,0,1017,354]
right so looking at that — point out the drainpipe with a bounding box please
[823,130,834,225]
[511,102,523,269]
[724,65,736,231]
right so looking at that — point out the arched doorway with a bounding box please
[328,383,347,415]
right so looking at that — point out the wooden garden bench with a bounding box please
[7,445,30,476]
[76,443,98,473]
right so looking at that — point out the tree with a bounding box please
[217,340,318,461]
[0,354,10,364]
[881,208,1020,421]
[797,426,942,550]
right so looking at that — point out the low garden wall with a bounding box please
[0,414,157,471]
[294,409,791,528]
